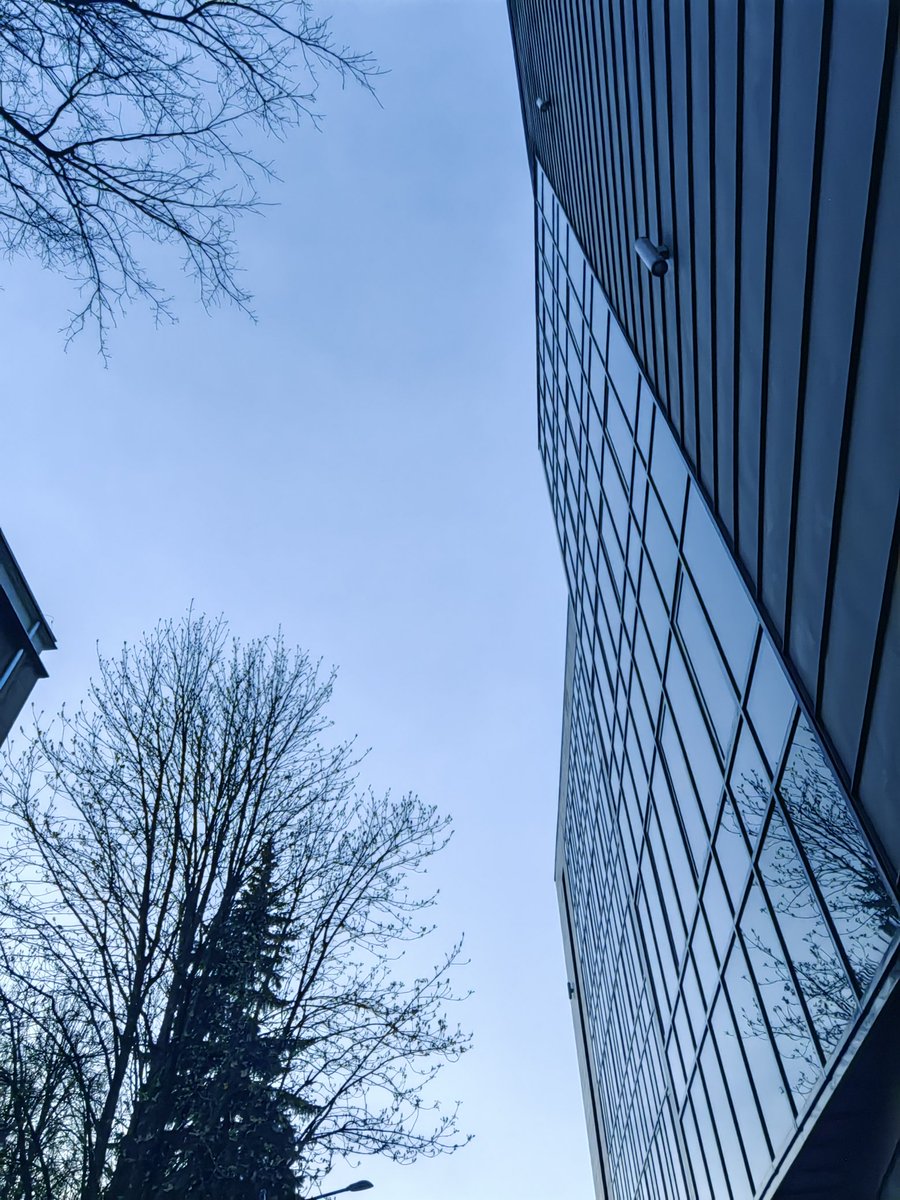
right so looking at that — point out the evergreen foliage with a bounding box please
[151,841,302,1199]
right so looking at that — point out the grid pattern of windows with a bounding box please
[537,167,900,1200]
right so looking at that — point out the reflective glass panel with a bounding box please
[636,379,653,461]
[634,618,661,718]
[604,448,630,551]
[676,575,739,755]
[699,1034,753,1200]
[666,1024,687,1100]
[651,417,689,533]
[608,391,636,482]
[729,719,771,842]
[715,797,752,913]
[710,989,771,1188]
[778,717,900,996]
[638,563,669,667]
[681,1103,713,1200]
[746,635,796,775]
[659,712,709,875]
[683,493,757,686]
[740,881,821,1105]
[701,862,732,963]
[688,1077,729,1200]
[681,955,706,1038]
[644,486,679,602]
[690,915,718,1007]
[758,807,854,1057]
[607,317,640,420]
[591,285,610,353]
[723,941,794,1154]
[664,643,723,824]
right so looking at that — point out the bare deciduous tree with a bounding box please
[0,1,375,347]
[0,615,468,1199]
[0,971,98,1200]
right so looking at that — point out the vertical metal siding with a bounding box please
[711,0,738,536]
[689,0,715,500]
[857,526,900,878]
[759,0,824,639]
[786,0,890,701]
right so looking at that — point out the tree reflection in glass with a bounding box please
[728,720,771,842]
[777,716,899,996]
[740,880,822,1102]
[758,808,854,1058]
[728,712,900,1107]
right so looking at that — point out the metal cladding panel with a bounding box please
[786,0,891,701]
[759,0,824,642]
[0,655,41,746]
[858,572,900,876]
[0,593,44,746]
[508,0,900,878]
[0,621,21,683]
[0,532,53,748]
[772,966,900,1199]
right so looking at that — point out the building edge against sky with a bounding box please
[506,3,900,1199]
[0,529,54,747]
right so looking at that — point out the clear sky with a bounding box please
[0,2,595,1198]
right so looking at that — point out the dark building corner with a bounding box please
[0,528,55,746]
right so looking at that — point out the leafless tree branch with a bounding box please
[0,0,377,353]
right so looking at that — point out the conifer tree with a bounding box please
[141,841,302,1199]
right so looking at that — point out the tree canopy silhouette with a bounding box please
[0,615,468,1199]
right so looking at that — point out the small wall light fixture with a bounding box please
[634,237,670,277]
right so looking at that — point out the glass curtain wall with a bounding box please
[537,166,900,1200]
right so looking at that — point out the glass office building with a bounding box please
[536,167,899,1199]
[0,529,55,746]
[508,4,900,1193]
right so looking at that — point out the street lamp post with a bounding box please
[259,1180,372,1200]
[308,1182,374,1199]
[259,1178,373,1199]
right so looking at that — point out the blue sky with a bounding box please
[0,2,594,1197]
